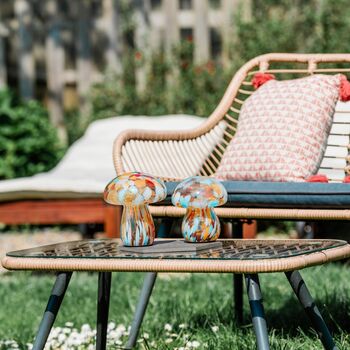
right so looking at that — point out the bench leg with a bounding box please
[233,220,244,324]
[156,218,174,238]
[234,274,243,324]
[285,271,338,350]
[125,272,157,349]
[96,272,112,350]
[245,274,270,350]
[32,272,72,350]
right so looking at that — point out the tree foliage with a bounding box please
[85,0,350,138]
[0,90,64,179]
[234,0,350,64]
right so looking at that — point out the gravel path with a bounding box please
[0,231,195,280]
[0,230,81,273]
[0,230,292,276]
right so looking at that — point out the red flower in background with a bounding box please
[194,66,202,75]
[205,61,215,74]
[194,61,216,76]
[135,51,142,61]
[186,35,193,43]
[181,61,189,69]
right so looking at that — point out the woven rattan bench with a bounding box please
[113,53,350,222]
[112,53,350,323]
[2,238,350,350]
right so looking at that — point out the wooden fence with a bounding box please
[0,0,251,142]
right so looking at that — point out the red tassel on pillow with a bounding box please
[252,73,275,89]
[343,176,350,183]
[339,74,350,102]
[307,174,329,183]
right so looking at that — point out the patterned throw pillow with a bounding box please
[215,74,342,182]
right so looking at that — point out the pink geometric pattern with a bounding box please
[216,74,342,182]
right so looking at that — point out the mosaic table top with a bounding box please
[6,239,348,261]
[4,239,349,274]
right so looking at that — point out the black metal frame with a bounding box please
[233,220,244,324]
[285,270,338,350]
[245,274,270,350]
[96,272,112,350]
[32,263,338,350]
[32,272,72,350]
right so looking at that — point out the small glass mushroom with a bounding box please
[104,172,166,246]
[172,176,227,242]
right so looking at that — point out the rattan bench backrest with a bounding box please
[207,54,350,182]
[321,102,350,181]
[116,54,350,182]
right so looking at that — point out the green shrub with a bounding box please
[0,90,64,179]
[233,0,350,64]
[64,108,84,146]
[75,0,350,142]
[87,40,230,129]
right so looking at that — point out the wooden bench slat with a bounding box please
[330,123,350,135]
[326,135,349,147]
[324,146,348,157]
[320,157,346,169]
[333,113,350,123]
[335,101,350,113]
[317,168,345,180]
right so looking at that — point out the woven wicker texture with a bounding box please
[4,238,345,260]
[112,53,350,221]
[114,54,350,183]
[3,239,350,273]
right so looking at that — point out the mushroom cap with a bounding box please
[172,176,227,208]
[104,172,167,206]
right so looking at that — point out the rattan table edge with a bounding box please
[150,206,350,220]
[2,244,350,274]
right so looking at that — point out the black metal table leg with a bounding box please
[233,220,244,324]
[125,272,157,349]
[96,272,112,350]
[156,218,175,238]
[32,271,72,350]
[234,274,243,324]
[245,274,270,350]
[285,270,339,350]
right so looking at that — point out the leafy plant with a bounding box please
[0,90,64,179]
[87,40,229,129]
[70,0,350,142]
[232,0,350,65]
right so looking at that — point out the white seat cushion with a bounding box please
[0,115,203,201]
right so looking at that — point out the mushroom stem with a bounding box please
[182,207,220,243]
[121,204,155,246]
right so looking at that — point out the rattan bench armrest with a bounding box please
[113,118,230,180]
[113,53,350,179]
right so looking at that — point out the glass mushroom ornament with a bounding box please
[104,172,167,246]
[172,176,227,242]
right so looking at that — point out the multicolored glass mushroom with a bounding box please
[172,176,227,242]
[104,172,166,246]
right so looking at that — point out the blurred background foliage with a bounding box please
[85,0,350,138]
[87,41,227,135]
[0,90,63,180]
[3,0,350,177]
[234,0,350,60]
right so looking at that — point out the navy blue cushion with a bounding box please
[162,181,350,208]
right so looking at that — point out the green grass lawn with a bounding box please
[0,264,350,349]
